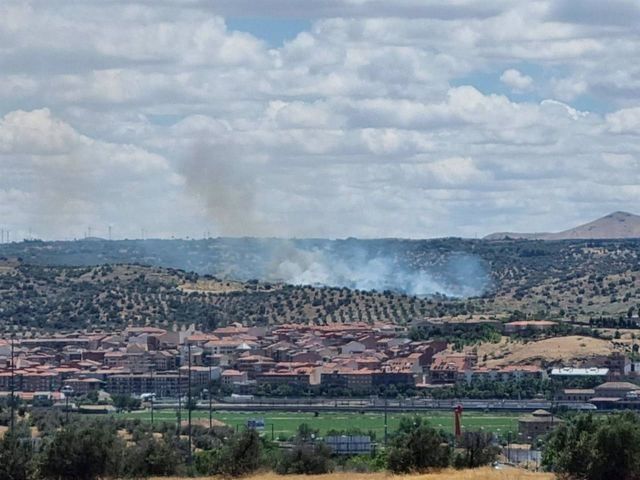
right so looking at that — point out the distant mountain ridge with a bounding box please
[485,211,640,240]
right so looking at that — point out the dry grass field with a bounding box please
[475,335,616,367]
[150,468,553,480]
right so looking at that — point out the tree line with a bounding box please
[0,412,500,480]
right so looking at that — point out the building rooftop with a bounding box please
[595,381,640,391]
[551,367,609,376]
[519,410,563,423]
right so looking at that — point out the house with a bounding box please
[289,351,322,363]
[429,353,476,384]
[63,378,103,395]
[466,365,545,384]
[558,388,596,402]
[221,369,248,386]
[21,371,59,392]
[0,339,11,357]
[518,410,563,441]
[259,363,322,386]
[340,341,366,355]
[498,365,546,381]
[593,381,640,398]
[383,355,423,374]
[321,369,374,391]
[204,339,250,356]
[106,373,188,397]
[373,370,415,387]
[213,325,249,338]
[550,367,609,379]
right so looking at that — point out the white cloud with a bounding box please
[500,69,533,92]
[607,107,640,134]
[0,0,639,239]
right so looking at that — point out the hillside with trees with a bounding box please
[3,237,640,330]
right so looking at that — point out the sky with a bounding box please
[1,0,640,241]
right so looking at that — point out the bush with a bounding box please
[342,453,386,473]
[453,431,500,469]
[196,428,263,477]
[386,417,451,473]
[276,441,334,474]
[38,420,124,480]
[543,412,640,480]
[121,434,185,478]
[0,422,36,480]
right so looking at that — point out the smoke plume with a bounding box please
[181,142,265,237]
[260,240,490,297]
[181,144,490,298]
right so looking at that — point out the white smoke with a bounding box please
[264,243,489,297]
[180,143,490,298]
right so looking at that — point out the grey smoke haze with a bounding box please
[263,242,490,297]
[181,144,490,298]
[181,142,265,237]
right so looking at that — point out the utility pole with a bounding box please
[150,367,155,427]
[10,325,15,431]
[176,368,182,437]
[384,398,388,446]
[187,343,193,464]
[209,362,213,430]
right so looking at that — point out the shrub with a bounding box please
[386,417,451,473]
[276,441,334,475]
[38,420,124,480]
[543,412,640,480]
[121,434,185,478]
[196,428,263,477]
[0,422,36,480]
[453,431,500,469]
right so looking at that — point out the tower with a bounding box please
[454,404,463,438]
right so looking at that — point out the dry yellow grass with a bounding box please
[474,335,615,367]
[150,468,553,480]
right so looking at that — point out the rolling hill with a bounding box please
[485,211,640,240]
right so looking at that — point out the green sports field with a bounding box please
[116,409,519,439]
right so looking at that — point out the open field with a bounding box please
[116,410,519,438]
[475,335,617,368]
[149,468,553,480]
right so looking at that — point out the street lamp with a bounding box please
[61,385,74,423]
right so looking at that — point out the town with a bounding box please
[2,319,637,414]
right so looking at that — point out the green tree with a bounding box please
[121,433,184,478]
[276,441,333,475]
[276,426,333,475]
[543,412,640,480]
[0,422,36,480]
[39,420,124,480]
[453,431,499,469]
[217,428,263,477]
[386,417,451,473]
[111,394,141,412]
